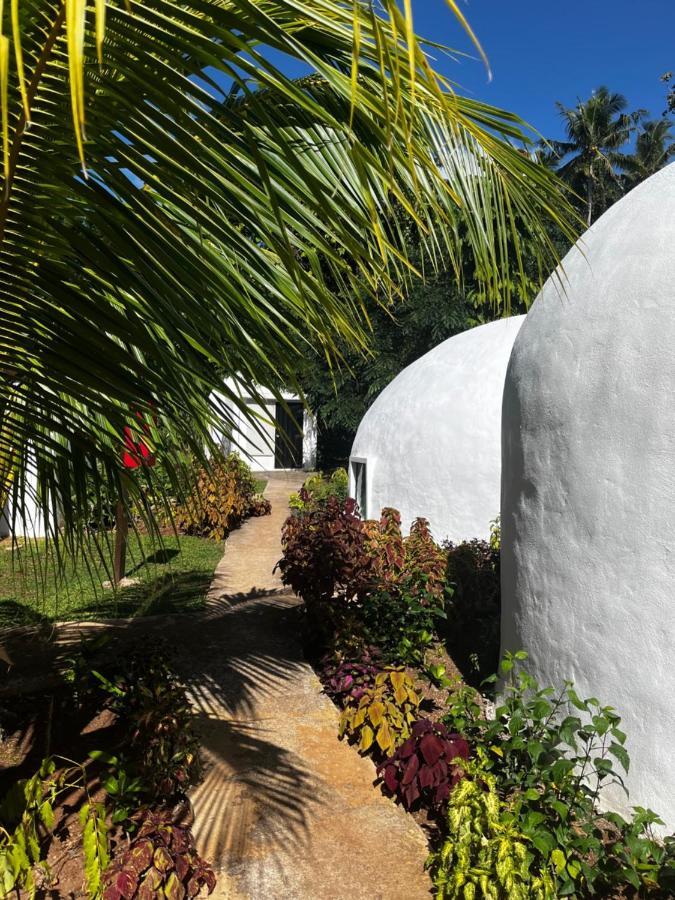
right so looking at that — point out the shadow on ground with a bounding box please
[0,593,321,880]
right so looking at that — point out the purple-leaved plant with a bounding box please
[378,718,469,812]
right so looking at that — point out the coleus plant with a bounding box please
[94,651,201,800]
[378,719,469,812]
[338,669,420,758]
[319,648,382,707]
[102,809,216,899]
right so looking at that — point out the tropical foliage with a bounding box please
[299,495,675,897]
[0,640,212,898]
[288,468,348,512]
[621,119,675,189]
[338,668,420,759]
[173,452,270,541]
[427,760,558,900]
[378,719,469,813]
[277,498,448,657]
[549,86,644,224]
[0,0,577,552]
[662,71,675,115]
[318,649,381,707]
[548,85,674,224]
[440,654,675,898]
[101,809,215,900]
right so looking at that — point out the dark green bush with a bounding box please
[443,537,500,681]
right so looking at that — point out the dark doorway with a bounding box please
[274,401,304,469]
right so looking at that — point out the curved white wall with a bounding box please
[350,316,525,542]
[501,164,675,828]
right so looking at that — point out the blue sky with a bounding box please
[414,0,673,141]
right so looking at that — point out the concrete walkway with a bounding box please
[180,471,432,899]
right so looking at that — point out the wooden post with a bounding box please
[113,497,128,587]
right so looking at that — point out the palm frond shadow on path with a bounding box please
[174,589,331,885]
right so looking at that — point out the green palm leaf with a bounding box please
[0,0,577,551]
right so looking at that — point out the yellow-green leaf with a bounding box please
[359,724,375,752]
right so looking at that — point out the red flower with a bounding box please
[122,425,156,469]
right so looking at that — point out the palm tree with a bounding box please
[550,86,643,225]
[621,119,675,189]
[0,0,577,555]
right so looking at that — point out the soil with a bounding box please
[0,685,123,898]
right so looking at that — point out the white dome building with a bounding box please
[349,316,525,542]
[501,164,675,829]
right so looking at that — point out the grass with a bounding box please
[253,477,268,495]
[0,533,224,627]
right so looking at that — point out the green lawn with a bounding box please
[0,534,224,627]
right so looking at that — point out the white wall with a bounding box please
[1,470,47,539]
[349,316,525,541]
[214,381,316,472]
[501,164,675,829]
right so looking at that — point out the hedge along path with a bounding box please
[179,470,432,899]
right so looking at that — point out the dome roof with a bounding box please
[502,163,675,828]
[350,315,525,543]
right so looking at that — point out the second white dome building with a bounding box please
[349,316,525,542]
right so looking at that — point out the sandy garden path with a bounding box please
[178,470,432,899]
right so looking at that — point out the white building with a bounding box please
[0,472,47,539]
[217,380,316,473]
[349,316,525,541]
[501,163,675,830]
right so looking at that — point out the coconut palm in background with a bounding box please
[621,119,675,189]
[0,0,577,556]
[551,86,643,225]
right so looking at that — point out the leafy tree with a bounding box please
[0,0,576,551]
[550,86,644,224]
[299,207,572,468]
[300,274,482,467]
[621,119,675,189]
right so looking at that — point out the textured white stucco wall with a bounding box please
[349,316,525,542]
[501,163,675,829]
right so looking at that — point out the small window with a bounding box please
[350,458,367,518]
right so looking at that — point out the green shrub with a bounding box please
[489,516,501,551]
[361,512,447,662]
[289,468,348,511]
[0,648,213,900]
[173,452,270,540]
[338,669,420,759]
[443,653,675,898]
[278,502,448,659]
[427,758,557,900]
[0,758,110,899]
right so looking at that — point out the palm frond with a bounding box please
[0,0,578,551]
